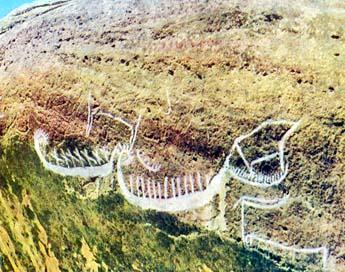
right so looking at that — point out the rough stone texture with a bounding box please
[0,0,344,271]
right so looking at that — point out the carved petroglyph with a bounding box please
[233,195,329,271]
[85,90,94,137]
[35,112,330,270]
[35,91,141,179]
[227,120,329,271]
[117,151,226,212]
[246,234,329,271]
[226,120,301,188]
[85,90,140,151]
[34,129,117,179]
[136,150,161,172]
[233,195,290,242]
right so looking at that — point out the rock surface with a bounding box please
[0,0,344,271]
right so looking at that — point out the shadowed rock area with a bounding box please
[0,0,344,271]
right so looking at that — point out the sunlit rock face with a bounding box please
[0,0,229,74]
[0,0,344,271]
